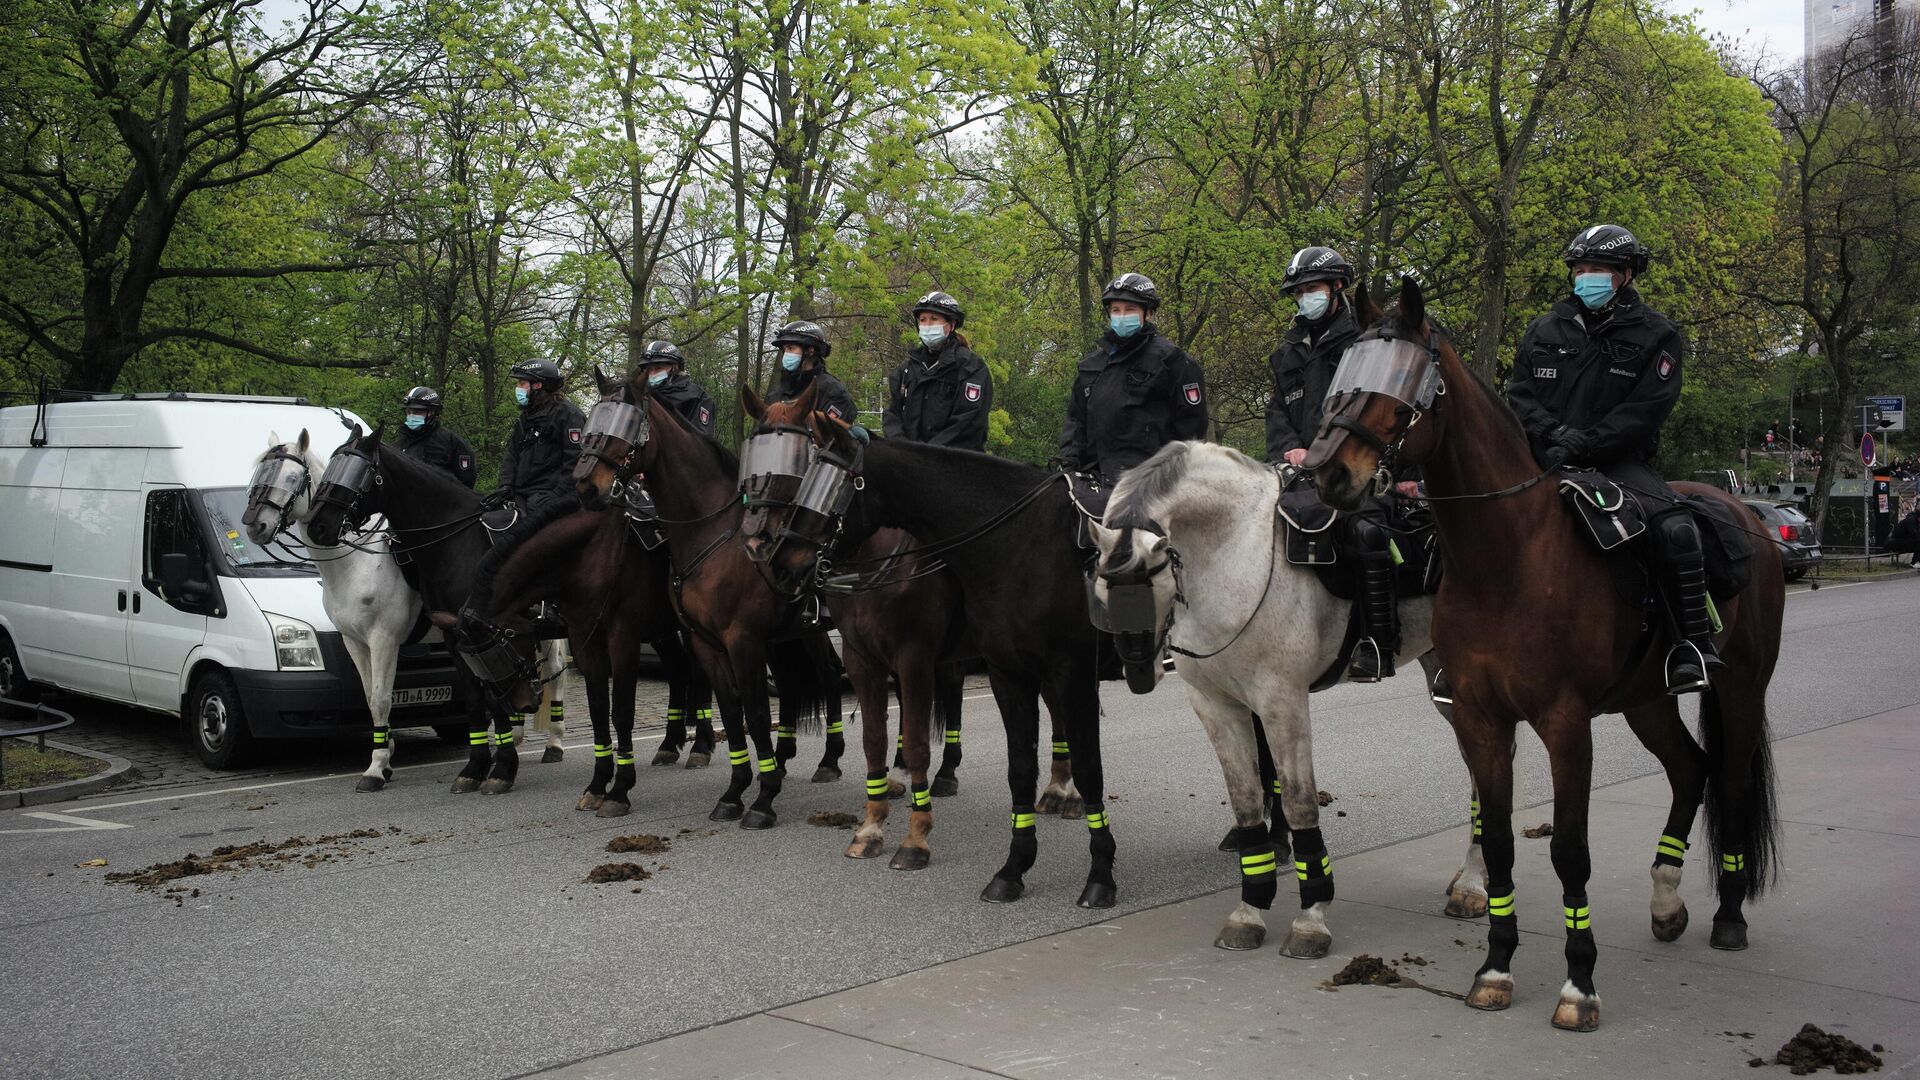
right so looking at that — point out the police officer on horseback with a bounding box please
[1507,224,1722,694]
[497,358,586,512]
[391,386,476,488]
[1057,273,1208,489]
[640,340,717,436]
[883,291,992,451]
[767,320,857,425]
[1267,246,1407,680]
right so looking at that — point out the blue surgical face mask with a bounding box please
[513,387,530,407]
[648,370,670,388]
[1296,289,1331,321]
[404,414,426,431]
[918,324,947,348]
[1109,312,1142,338]
[781,350,803,372]
[1573,272,1617,310]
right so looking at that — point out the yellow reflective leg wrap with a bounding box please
[865,777,890,798]
[1656,834,1688,865]
[1051,740,1069,756]
[826,720,844,735]
[912,787,931,809]
[593,743,612,759]
[550,702,563,720]
[1564,903,1591,930]
[468,732,489,746]
[1010,810,1036,830]
[510,713,525,725]
[698,708,714,721]
[371,729,389,745]
[1487,892,1516,918]
[945,729,960,744]
[1721,852,1745,872]
[1086,810,1109,830]
[778,725,795,739]
[728,748,750,767]
[615,754,634,767]
[1471,798,1483,838]
[1240,851,1278,877]
[757,756,777,774]
[495,730,514,746]
[1294,854,1331,880]
[896,733,904,748]
[667,708,683,722]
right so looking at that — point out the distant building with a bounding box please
[1807,0,1899,58]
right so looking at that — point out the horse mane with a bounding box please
[1369,303,1531,444]
[374,436,484,508]
[1106,441,1194,530]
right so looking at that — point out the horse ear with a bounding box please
[1088,519,1117,551]
[595,365,616,396]
[363,422,384,448]
[1144,531,1169,558]
[297,429,309,454]
[796,379,818,415]
[741,383,766,423]
[1398,276,1425,333]
[268,429,281,449]
[1355,280,1383,324]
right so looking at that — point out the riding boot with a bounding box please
[1348,551,1399,682]
[1663,549,1725,695]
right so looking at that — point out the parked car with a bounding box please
[0,392,469,767]
[1741,499,1822,581]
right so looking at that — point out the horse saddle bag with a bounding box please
[1064,471,1109,552]
[1277,477,1339,567]
[1557,469,1646,551]
[624,484,667,550]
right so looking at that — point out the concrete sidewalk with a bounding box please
[536,705,1920,1080]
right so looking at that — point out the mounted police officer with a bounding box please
[391,386,476,488]
[1507,224,1720,694]
[1057,273,1208,489]
[640,340,717,436]
[497,358,586,512]
[883,291,992,451]
[1268,246,1407,681]
[767,320,857,425]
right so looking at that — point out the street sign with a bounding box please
[1868,395,1905,432]
[1861,431,1876,466]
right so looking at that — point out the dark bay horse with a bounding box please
[306,424,530,794]
[747,414,1121,909]
[451,499,715,817]
[573,369,843,829]
[739,384,983,870]
[1309,278,1784,1030]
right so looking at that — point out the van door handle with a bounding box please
[118,590,127,612]
[132,593,141,614]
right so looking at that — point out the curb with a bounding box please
[1,738,133,809]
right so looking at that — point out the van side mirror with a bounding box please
[159,552,209,601]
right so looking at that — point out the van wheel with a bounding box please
[0,630,41,703]
[189,670,253,769]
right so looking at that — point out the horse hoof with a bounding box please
[1709,920,1749,951]
[652,748,680,766]
[889,846,930,871]
[1058,796,1085,820]
[1551,994,1601,1032]
[594,799,631,819]
[740,808,777,830]
[479,778,514,795]
[685,753,710,769]
[980,877,1025,904]
[1280,930,1332,959]
[355,776,386,793]
[1035,791,1061,814]
[576,793,605,812]
[450,776,481,794]
[1076,881,1117,909]
[1219,824,1265,852]
[541,747,565,764]
[1214,923,1266,951]
[1465,974,1514,1012]
[845,833,885,859]
[811,766,841,784]
[710,800,745,822]
[1651,904,1689,942]
[931,775,959,798]
[1444,890,1489,919]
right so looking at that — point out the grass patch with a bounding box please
[1,740,109,790]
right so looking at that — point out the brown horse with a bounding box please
[1308,278,1783,1031]
[573,368,843,829]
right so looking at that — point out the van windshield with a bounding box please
[196,487,316,577]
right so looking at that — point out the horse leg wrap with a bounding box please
[1563,892,1598,995]
[911,784,932,810]
[1470,797,1483,839]
[1051,739,1070,762]
[1714,853,1749,925]
[550,699,564,725]
[1654,832,1689,869]
[1239,841,1279,911]
[1009,809,1038,874]
[1292,827,1334,908]
[865,772,891,799]
[371,727,390,748]
[826,719,845,735]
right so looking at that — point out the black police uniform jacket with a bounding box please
[652,372,718,436]
[1057,322,1208,485]
[882,339,992,450]
[498,394,587,509]
[391,420,477,488]
[770,366,857,426]
[1264,302,1360,461]
[1506,285,1684,468]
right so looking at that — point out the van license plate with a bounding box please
[392,686,453,707]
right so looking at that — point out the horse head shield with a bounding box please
[1313,328,1444,493]
[737,425,820,565]
[575,397,650,506]
[243,448,311,545]
[1087,521,1181,695]
[308,446,380,540]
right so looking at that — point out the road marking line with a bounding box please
[0,809,135,834]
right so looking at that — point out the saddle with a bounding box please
[1556,470,1752,603]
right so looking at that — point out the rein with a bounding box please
[834,469,1065,568]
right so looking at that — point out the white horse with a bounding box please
[1091,441,1484,958]
[244,431,566,790]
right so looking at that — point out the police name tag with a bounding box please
[1535,367,1558,378]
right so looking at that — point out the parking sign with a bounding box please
[1868,395,1905,432]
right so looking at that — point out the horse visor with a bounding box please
[312,451,376,512]
[792,450,861,518]
[1325,337,1442,412]
[243,454,306,527]
[738,428,815,489]
[582,400,646,453]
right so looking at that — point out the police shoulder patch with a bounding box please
[699,405,712,425]
[458,455,471,470]
[567,427,582,444]
[1183,382,1202,405]
[1657,352,1675,380]
[964,382,981,402]
[826,405,843,419]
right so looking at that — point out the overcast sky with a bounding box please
[1684,0,1804,60]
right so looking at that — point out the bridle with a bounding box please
[738,423,825,569]
[1087,520,1185,670]
[310,443,381,535]
[740,423,865,591]
[576,395,651,510]
[1317,324,1446,498]
[243,447,312,541]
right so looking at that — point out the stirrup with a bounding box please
[1664,642,1710,696]
[1429,668,1453,707]
[1348,637,1388,682]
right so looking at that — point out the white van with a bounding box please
[0,392,469,767]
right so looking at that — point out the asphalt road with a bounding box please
[2,575,1915,1080]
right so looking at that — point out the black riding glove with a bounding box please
[1550,425,1594,462]
[1541,445,1572,471]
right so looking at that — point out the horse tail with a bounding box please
[765,632,838,737]
[1700,685,1780,901]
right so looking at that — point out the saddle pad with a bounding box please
[1558,470,1646,551]
[480,507,521,535]
[1678,493,1754,602]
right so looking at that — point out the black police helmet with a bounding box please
[773,320,832,360]
[1281,246,1353,291]
[911,291,965,329]
[643,340,686,369]
[401,386,443,412]
[509,358,563,391]
[1563,224,1651,275]
[1101,273,1160,311]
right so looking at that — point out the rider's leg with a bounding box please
[1654,510,1724,694]
[1348,514,1399,681]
